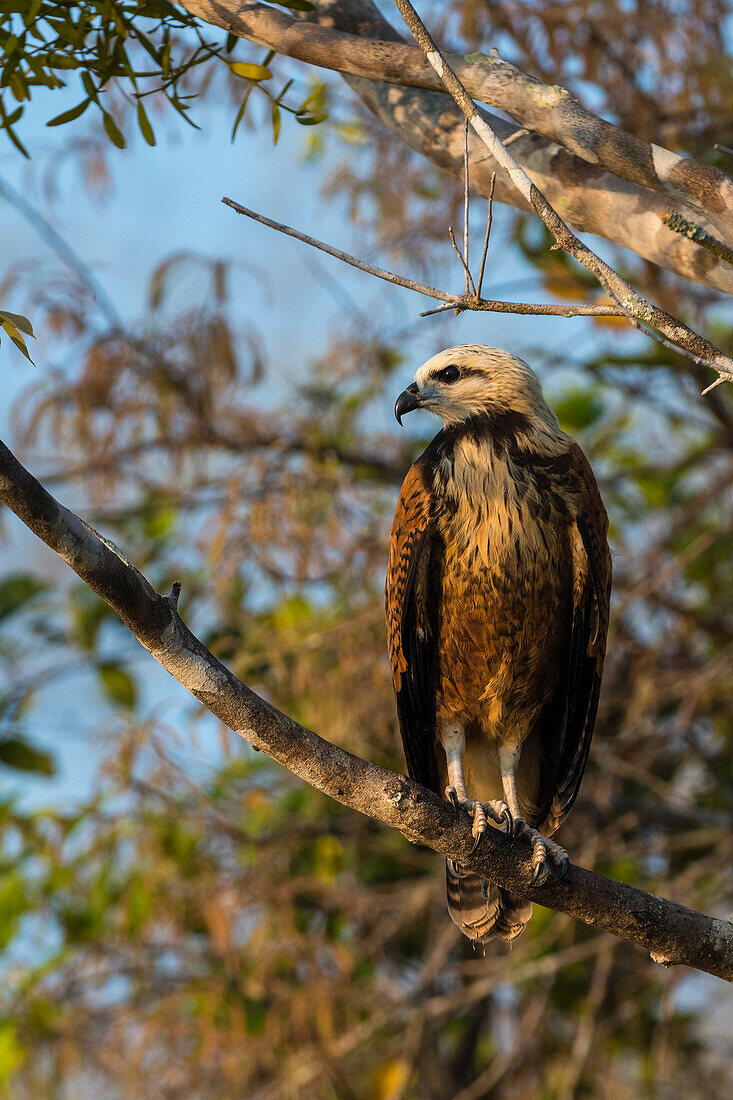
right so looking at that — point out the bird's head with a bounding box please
[394,344,559,434]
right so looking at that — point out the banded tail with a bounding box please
[446,862,532,943]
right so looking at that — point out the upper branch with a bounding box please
[221,196,624,317]
[179,1,733,236]
[1,435,732,982]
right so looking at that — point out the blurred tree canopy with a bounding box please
[0,1,732,1097]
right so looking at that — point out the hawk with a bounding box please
[386,345,611,943]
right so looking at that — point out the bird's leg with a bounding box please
[498,743,569,886]
[439,724,512,846]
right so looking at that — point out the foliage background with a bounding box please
[0,1,732,1096]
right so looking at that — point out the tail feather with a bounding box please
[446,862,532,943]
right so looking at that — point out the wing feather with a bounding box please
[385,460,438,790]
[537,443,612,834]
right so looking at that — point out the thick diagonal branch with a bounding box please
[177,0,733,294]
[1,435,732,982]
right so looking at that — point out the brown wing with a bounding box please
[385,459,438,790]
[536,442,612,834]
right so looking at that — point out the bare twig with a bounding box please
[662,210,733,267]
[2,437,733,981]
[503,126,531,147]
[392,0,733,391]
[463,119,470,295]
[166,581,182,610]
[476,173,496,300]
[222,197,623,319]
[448,225,476,296]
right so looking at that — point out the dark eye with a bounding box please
[439,365,460,383]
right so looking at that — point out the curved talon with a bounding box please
[481,878,490,900]
[557,856,570,880]
[447,858,465,878]
[530,862,546,887]
[501,807,514,835]
[509,816,526,847]
[469,830,484,855]
[446,787,461,816]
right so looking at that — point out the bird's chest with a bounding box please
[434,447,568,578]
[430,446,572,721]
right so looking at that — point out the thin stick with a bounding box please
[476,173,496,299]
[392,0,733,391]
[420,298,621,318]
[463,118,470,295]
[448,225,475,295]
[503,127,530,146]
[223,197,622,318]
[662,210,733,267]
[420,304,460,318]
[223,196,454,303]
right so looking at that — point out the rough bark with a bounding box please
[178,0,733,294]
[2,435,732,982]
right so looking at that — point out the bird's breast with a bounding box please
[431,445,573,739]
[434,444,568,573]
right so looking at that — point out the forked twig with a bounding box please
[448,225,476,296]
[463,118,470,295]
[222,197,624,319]
[476,173,496,300]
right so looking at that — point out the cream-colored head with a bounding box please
[394,344,559,434]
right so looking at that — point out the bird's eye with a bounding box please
[438,365,461,383]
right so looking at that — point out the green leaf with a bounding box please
[98,663,137,710]
[2,121,29,159]
[0,574,47,622]
[271,101,281,145]
[136,101,155,146]
[0,738,55,776]
[230,61,272,82]
[0,310,33,337]
[0,314,34,363]
[102,111,126,148]
[80,72,99,101]
[46,99,90,127]
[295,113,328,125]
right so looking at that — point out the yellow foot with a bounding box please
[445,788,514,852]
[513,821,569,886]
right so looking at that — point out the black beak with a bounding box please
[395,383,421,426]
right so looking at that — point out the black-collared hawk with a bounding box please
[386,345,611,943]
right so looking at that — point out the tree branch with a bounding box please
[176,0,733,294]
[221,196,623,317]
[392,0,733,390]
[179,1,733,237]
[2,435,732,982]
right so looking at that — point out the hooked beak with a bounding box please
[394,382,421,426]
